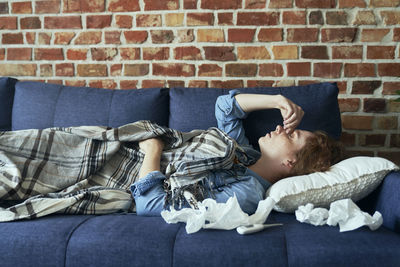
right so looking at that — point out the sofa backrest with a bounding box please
[3,78,341,149]
[11,81,169,130]
[169,83,342,148]
[0,77,18,131]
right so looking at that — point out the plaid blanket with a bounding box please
[0,121,237,222]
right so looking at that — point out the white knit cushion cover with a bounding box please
[265,157,399,213]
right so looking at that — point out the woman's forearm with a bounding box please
[139,152,162,179]
[234,94,283,113]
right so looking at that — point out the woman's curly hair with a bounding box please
[290,131,344,176]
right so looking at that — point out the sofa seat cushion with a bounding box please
[0,215,93,267]
[169,83,341,148]
[12,81,169,130]
[65,214,181,267]
[271,212,400,267]
[0,77,18,131]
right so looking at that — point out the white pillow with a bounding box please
[265,156,399,213]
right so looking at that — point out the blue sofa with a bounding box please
[1,77,399,267]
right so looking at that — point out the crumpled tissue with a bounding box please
[295,199,383,232]
[161,195,276,234]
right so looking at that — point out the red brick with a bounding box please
[204,46,236,61]
[63,0,105,12]
[287,28,318,42]
[247,80,274,87]
[110,64,122,76]
[338,0,366,7]
[340,131,356,146]
[137,14,161,27]
[377,117,398,130]
[377,152,400,166]
[7,48,32,60]
[0,17,17,30]
[188,80,208,88]
[153,63,195,77]
[108,0,140,11]
[359,134,387,147]
[226,64,257,77]
[184,0,197,9]
[363,98,386,113]
[338,98,360,112]
[287,62,311,76]
[314,63,342,78]
[259,63,284,76]
[124,31,148,44]
[177,29,194,43]
[77,64,107,77]
[378,63,400,76]
[0,64,37,76]
[283,11,306,24]
[361,29,390,42]
[144,0,179,10]
[210,80,244,89]
[2,33,23,44]
[367,46,395,59]
[74,31,102,44]
[218,13,233,25]
[245,0,267,9]
[12,2,32,14]
[332,46,363,59]
[351,81,381,94]
[295,0,336,8]
[40,64,52,77]
[383,82,400,95]
[25,32,35,44]
[341,115,373,130]
[237,12,279,26]
[105,31,121,44]
[344,63,375,77]
[143,47,169,60]
[337,81,347,94]
[198,64,222,76]
[187,13,214,26]
[120,80,138,89]
[0,3,8,14]
[35,48,64,60]
[301,46,328,59]
[380,11,400,25]
[35,1,61,13]
[269,0,292,8]
[0,49,4,60]
[393,28,400,41]
[67,48,87,60]
[237,46,270,59]
[167,80,185,88]
[87,15,111,29]
[258,28,283,42]
[201,0,241,9]
[228,29,255,42]
[44,16,82,29]
[174,47,202,60]
[116,15,132,28]
[56,63,74,76]
[353,10,376,25]
[151,30,174,44]
[38,33,51,45]
[321,28,357,42]
[20,17,41,29]
[390,134,400,147]
[89,80,117,89]
[65,80,86,87]
[371,0,400,7]
[91,48,117,61]
[142,80,165,88]
[326,11,348,25]
[272,46,298,59]
[309,11,324,24]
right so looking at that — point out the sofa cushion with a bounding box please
[0,77,18,131]
[12,81,169,130]
[65,214,180,267]
[0,215,93,267]
[271,212,400,267]
[169,83,341,148]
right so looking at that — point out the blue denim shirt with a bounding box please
[131,90,271,216]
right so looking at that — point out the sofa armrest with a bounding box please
[371,171,400,233]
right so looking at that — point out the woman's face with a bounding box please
[258,125,314,161]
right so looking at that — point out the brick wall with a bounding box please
[0,0,399,164]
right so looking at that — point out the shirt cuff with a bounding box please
[130,171,165,197]
[227,89,248,119]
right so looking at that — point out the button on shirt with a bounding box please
[131,90,271,216]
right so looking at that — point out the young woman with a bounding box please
[131,90,343,216]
